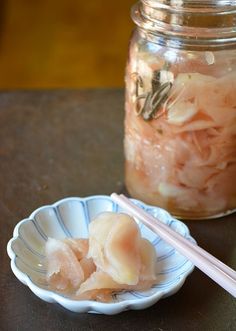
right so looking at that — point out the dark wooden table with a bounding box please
[0,90,235,331]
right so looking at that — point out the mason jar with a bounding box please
[124,0,236,219]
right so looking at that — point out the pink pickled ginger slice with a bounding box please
[88,212,141,285]
[45,238,84,291]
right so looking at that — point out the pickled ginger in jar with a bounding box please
[124,0,236,219]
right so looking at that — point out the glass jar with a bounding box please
[124,0,236,219]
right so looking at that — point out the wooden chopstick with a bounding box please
[111,193,236,297]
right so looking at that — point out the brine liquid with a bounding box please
[125,52,236,219]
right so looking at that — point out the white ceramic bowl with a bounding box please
[7,196,195,314]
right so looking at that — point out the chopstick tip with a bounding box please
[110,192,118,199]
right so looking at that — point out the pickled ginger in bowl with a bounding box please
[7,195,195,314]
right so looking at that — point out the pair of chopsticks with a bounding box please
[111,193,236,297]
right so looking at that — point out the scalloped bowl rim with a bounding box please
[7,195,195,314]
